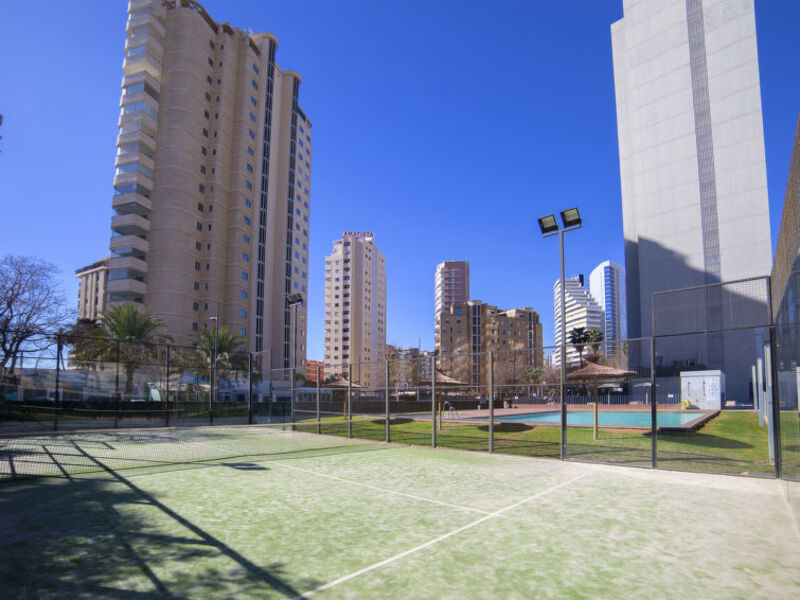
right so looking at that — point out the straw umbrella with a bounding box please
[322,376,363,420]
[566,362,636,440]
[419,370,468,429]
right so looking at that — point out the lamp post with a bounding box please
[538,207,582,460]
[208,304,219,424]
[286,293,304,370]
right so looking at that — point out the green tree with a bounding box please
[68,304,170,400]
[178,326,247,378]
[568,327,590,367]
[586,328,605,363]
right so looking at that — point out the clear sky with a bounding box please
[1,0,798,359]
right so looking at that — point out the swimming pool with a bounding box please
[486,410,705,428]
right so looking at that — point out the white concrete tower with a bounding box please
[323,233,386,387]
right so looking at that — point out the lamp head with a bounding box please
[560,207,582,228]
[537,214,559,235]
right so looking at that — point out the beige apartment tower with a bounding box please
[436,301,543,387]
[323,233,387,387]
[108,0,312,369]
[75,258,110,321]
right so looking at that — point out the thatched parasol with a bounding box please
[322,376,364,389]
[419,370,467,387]
[567,362,636,440]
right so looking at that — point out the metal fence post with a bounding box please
[316,365,321,434]
[54,334,62,432]
[767,326,783,477]
[115,340,121,428]
[489,350,494,453]
[651,337,657,469]
[347,364,353,439]
[290,367,296,428]
[248,353,253,425]
[165,345,171,427]
[431,356,437,448]
[385,359,390,443]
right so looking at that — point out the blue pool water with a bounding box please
[489,411,702,428]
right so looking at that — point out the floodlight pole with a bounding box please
[559,229,567,460]
[541,216,581,461]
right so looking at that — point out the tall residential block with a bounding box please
[434,261,469,321]
[108,0,312,370]
[589,260,627,350]
[323,233,386,387]
[554,275,604,366]
[436,301,543,386]
[75,258,110,321]
[612,0,772,338]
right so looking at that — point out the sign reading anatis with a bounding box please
[342,231,374,239]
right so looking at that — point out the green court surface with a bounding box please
[1,426,798,599]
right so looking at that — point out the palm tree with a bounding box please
[568,327,590,367]
[179,326,247,378]
[68,304,169,400]
[586,328,604,363]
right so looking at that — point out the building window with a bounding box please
[244,198,251,207]
[249,112,256,122]
[250,96,257,106]
[195,241,202,251]
[247,146,254,156]
[239,328,246,337]
[246,163,253,173]
[199,184,205,193]
[242,252,249,262]
[244,216,251,226]
[200,165,206,174]
[193,322,199,332]
[208,57,214,66]
[196,222,202,231]
[201,146,207,155]
[251,80,257,90]
[252,62,259,74]
[248,129,255,139]
[194,262,201,270]
[205,92,211,102]
[193,302,199,311]
[240,309,247,318]
[202,128,209,137]
[245,181,252,190]
[243,234,250,243]
[241,290,248,299]
[241,271,249,280]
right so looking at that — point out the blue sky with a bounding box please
[1,0,798,359]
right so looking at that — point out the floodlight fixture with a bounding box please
[560,207,582,228]
[286,293,304,305]
[538,214,559,235]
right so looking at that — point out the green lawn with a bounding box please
[298,410,777,476]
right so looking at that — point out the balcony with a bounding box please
[113,169,153,191]
[107,277,147,297]
[110,234,149,254]
[112,192,152,214]
[123,52,162,79]
[108,255,147,274]
[111,213,150,238]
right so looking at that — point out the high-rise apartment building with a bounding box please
[589,261,627,351]
[323,233,386,387]
[612,0,772,338]
[434,261,469,324]
[554,276,604,366]
[436,301,543,386]
[75,258,110,321]
[107,0,312,370]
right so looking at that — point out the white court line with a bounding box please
[270,460,496,516]
[292,472,589,600]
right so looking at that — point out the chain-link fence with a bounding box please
[1,307,797,484]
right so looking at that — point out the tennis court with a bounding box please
[1,424,798,599]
